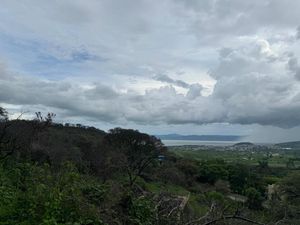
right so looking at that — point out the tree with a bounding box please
[227,164,249,194]
[0,107,7,153]
[0,107,15,160]
[258,159,269,173]
[197,161,228,184]
[0,109,57,162]
[279,171,300,221]
[280,172,300,200]
[35,112,56,126]
[104,128,164,187]
[157,165,186,186]
[245,187,263,210]
[176,159,198,186]
[0,107,8,121]
[215,179,230,194]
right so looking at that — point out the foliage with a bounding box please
[0,107,299,224]
[197,160,228,184]
[280,171,300,201]
[129,196,156,225]
[227,164,249,193]
[206,191,225,204]
[104,128,164,186]
[0,161,105,225]
[157,164,186,186]
[245,187,263,210]
[279,171,300,220]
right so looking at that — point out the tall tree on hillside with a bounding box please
[0,107,7,120]
[0,109,56,161]
[0,107,8,146]
[0,107,14,160]
[104,128,165,187]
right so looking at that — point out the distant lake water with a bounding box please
[161,140,239,146]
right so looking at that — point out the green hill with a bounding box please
[0,116,299,224]
[276,141,300,149]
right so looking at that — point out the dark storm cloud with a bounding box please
[153,74,204,99]
[153,74,191,89]
[288,56,300,80]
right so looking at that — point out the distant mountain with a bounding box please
[155,134,242,141]
[233,142,255,146]
[275,141,300,149]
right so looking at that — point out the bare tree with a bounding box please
[35,112,56,126]
[0,107,25,160]
[0,108,56,161]
[104,128,165,187]
[0,107,12,160]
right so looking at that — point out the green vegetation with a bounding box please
[0,107,299,224]
[0,162,106,225]
[171,146,300,168]
[276,141,300,149]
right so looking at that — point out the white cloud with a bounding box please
[1,0,300,139]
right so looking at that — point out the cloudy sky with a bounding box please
[1,0,300,142]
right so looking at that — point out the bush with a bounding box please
[198,161,228,184]
[0,162,105,225]
[245,187,263,210]
[206,191,225,205]
[129,196,156,225]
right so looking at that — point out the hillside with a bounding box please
[0,117,299,224]
[276,141,300,149]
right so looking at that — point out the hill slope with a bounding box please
[276,141,300,149]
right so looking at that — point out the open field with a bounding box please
[169,146,300,168]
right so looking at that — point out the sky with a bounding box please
[1,0,300,142]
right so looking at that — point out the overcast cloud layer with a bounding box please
[1,0,300,141]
